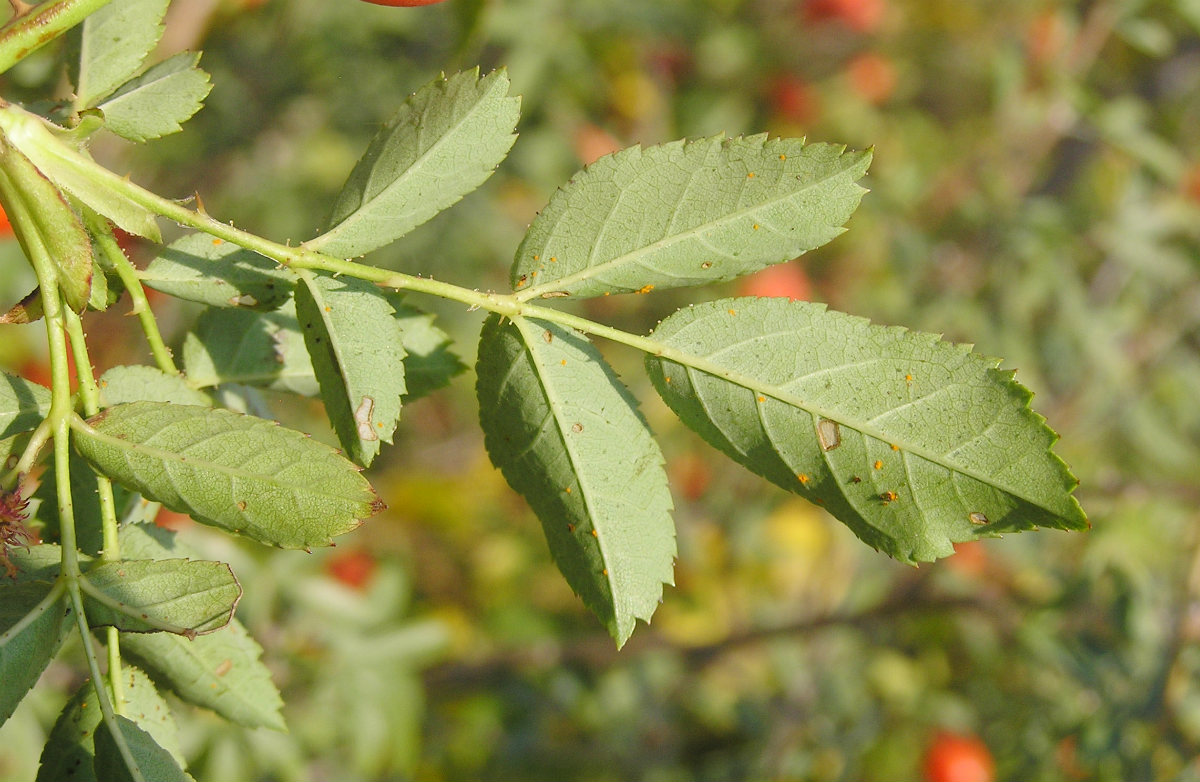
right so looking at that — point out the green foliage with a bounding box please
[0,0,1130,779]
[476,314,675,646]
[308,67,520,258]
[513,137,869,298]
[646,297,1086,562]
[74,402,382,549]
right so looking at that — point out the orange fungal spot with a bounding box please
[873,460,883,470]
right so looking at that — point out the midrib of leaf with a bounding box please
[315,76,506,251]
[517,159,863,300]
[510,317,620,595]
[71,419,357,504]
[512,303,1059,513]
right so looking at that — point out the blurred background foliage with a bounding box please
[1,0,1200,779]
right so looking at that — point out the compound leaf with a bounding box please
[73,402,383,549]
[97,52,212,143]
[69,0,170,110]
[82,558,240,637]
[646,298,1087,563]
[512,136,870,299]
[142,233,295,309]
[476,314,675,647]
[307,68,520,258]
[295,270,406,467]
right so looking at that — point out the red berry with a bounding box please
[0,205,11,238]
[922,732,996,782]
[846,52,897,104]
[325,549,378,590]
[359,0,449,5]
[768,74,821,125]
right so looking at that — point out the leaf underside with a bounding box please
[118,523,285,731]
[476,314,676,647]
[73,402,383,549]
[309,67,520,258]
[646,298,1087,563]
[0,547,71,726]
[37,665,184,782]
[70,0,170,110]
[97,51,212,143]
[142,232,295,309]
[0,371,51,437]
[295,271,407,467]
[512,135,870,299]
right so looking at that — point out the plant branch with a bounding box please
[0,0,114,76]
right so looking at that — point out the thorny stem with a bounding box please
[0,0,114,75]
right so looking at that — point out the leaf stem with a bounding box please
[83,208,177,373]
[0,0,114,76]
[63,305,127,700]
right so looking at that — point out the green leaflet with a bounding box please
[0,133,93,312]
[0,370,51,436]
[37,665,184,782]
[646,298,1087,563]
[391,297,466,400]
[0,547,71,726]
[82,558,241,637]
[307,68,520,258]
[182,297,461,403]
[512,136,870,299]
[69,0,170,110]
[96,52,212,143]
[118,523,285,731]
[476,314,675,647]
[73,402,384,549]
[142,233,295,309]
[93,716,193,782]
[99,365,213,407]
[182,302,319,396]
[295,270,406,467]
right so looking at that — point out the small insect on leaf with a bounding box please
[969,511,989,525]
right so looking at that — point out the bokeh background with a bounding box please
[2,0,1200,779]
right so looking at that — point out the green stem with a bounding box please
[63,306,126,699]
[0,0,114,76]
[38,287,141,780]
[83,208,177,373]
